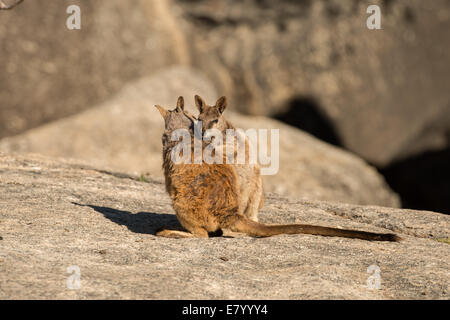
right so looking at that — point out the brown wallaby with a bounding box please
[195,94,263,222]
[155,96,401,241]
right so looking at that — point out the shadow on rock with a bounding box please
[380,146,450,215]
[72,202,181,234]
[274,96,342,147]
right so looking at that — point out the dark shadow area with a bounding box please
[380,147,450,214]
[274,96,342,147]
[275,97,450,215]
[72,203,224,236]
[72,202,180,235]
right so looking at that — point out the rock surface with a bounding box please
[0,153,448,299]
[0,67,399,207]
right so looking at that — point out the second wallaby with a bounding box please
[195,94,263,222]
[155,97,401,241]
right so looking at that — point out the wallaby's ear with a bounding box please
[215,96,227,114]
[184,110,198,122]
[155,105,168,119]
[176,96,184,112]
[194,95,206,113]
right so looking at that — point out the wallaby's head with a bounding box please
[195,95,228,133]
[155,96,196,133]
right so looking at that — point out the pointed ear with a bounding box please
[194,95,206,113]
[176,96,184,112]
[155,105,168,119]
[184,110,197,122]
[215,96,227,114]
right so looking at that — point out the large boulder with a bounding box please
[0,0,188,138]
[177,0,450,165]
[0,153,448,299]
[0,67,399,207]
[2,0,449,167]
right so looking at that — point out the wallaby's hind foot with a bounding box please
[156,228,224,238]
[156,229,198,238]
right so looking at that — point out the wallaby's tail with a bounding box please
[230,217,401,242]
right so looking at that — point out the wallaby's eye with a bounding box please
[211,119,219,124]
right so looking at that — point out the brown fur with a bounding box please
[155,96,401,241]
[195,95,264,222]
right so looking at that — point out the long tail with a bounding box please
[230,217,401,242]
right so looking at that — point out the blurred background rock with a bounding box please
[0,0,449,212]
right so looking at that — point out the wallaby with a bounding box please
[155,97,401,241]
[195,94,263,222]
